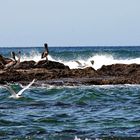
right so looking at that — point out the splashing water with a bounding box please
[89,54,140,70]
[20,50,55,62]
[19,50,140,70]
[0,47,140,140]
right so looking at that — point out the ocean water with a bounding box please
[0,46,140,140]
[1,46,140,70]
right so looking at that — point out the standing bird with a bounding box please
[0,53,15,65]
[16,51,21,64]
[41,43,49,61]
[4,52,17,69]
[13,51,21,68]
[90,60,94,65]
[34,43,49,66]
[0,54,6,66]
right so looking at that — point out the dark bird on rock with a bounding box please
[41,43,49,61]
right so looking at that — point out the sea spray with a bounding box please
[19,50,140,70]
[0,46,140,139]
[20,50,56,62]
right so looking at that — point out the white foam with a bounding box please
[19,50,140,70]
[87,54,140,70]
[61,54,140,70]
[20,50,55,62]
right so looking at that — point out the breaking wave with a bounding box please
[20,50,140,70]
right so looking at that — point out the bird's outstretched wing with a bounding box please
[17,79,35,96]
[3,85,17,96]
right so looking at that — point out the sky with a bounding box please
[0,0,140,47]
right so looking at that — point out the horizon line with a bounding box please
[0,45,140,48]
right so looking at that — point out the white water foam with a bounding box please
[20,50,55,62]
[64,54,140,70]
[20,50,140,70]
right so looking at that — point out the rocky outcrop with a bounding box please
[13,60,70,70]
[34,60,70,70]
[96,63,140,85]
[0,61,140,85]
[97,63,140,76]
[14,60,36,69]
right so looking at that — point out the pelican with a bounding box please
[13,51,21,68]
[41,43,49,61]
[17,51,21,64]
[4,52,17,69]
[3,79,35,99]
[0,54,14,65]
[0,54,7,65]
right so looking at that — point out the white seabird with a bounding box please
[3,79,35,99]
[75,60,94,68]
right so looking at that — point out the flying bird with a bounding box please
[3,79,35,99]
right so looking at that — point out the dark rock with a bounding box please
[14,60,36,69]
[0,62,140,85]
[0,70,26,84]
[71,67,98,78]
[97,63,140,76]
[34,60,70,70]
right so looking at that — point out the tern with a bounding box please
[4,79,35,99]
[75,60,94,68]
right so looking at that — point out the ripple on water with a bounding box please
[0,85,140,139]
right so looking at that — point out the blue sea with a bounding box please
[0,46,140,140]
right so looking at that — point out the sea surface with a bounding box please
[0,46,140,140]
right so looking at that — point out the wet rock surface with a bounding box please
[0,60,140,85]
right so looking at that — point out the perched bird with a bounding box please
[41,43,49,61]
[90,60,94,65]
[4,52,17,68]
[11,51,16,61]
[0,54,7,65]
[14,51,21,67]
[0,54,14,65]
